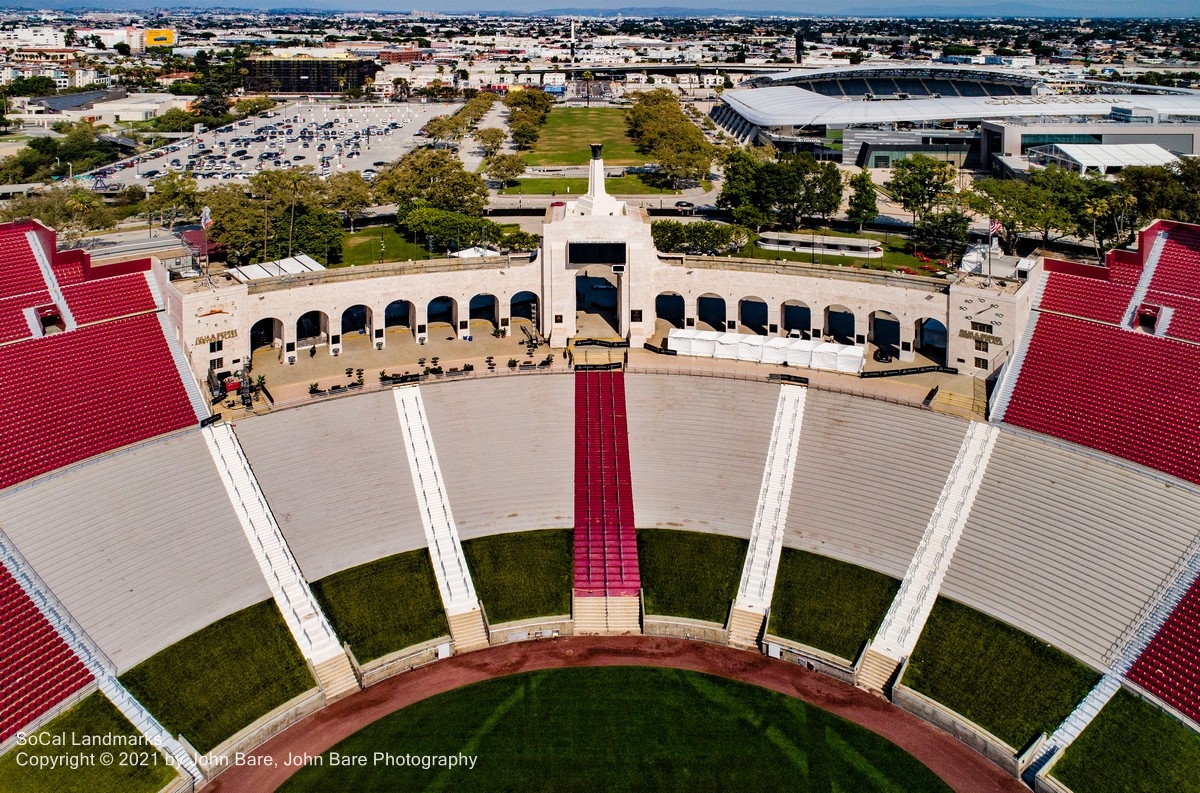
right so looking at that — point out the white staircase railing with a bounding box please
[734,385,807,613]
[393,387,479,615]
[202,423,343,663]
[1025,673,1121,779]
[155,311,211,421]
[871,421,999,660]
[24,230,75,330]
[1121,230,1168,328]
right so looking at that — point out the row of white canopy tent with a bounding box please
[666,329,864,374]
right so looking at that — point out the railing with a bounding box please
[245,253,536,295]
[658,254,950,292]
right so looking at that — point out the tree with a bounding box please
[910,208,971,259]
[374,147,489,218]
[846,169,878,231]
[484,153,526,186]
[809,161,843,223]
[113,41,131,57]
[203,184,261,264]
[0,186,114,247]
[391,77,411,102]
[403,207,501,250]
[232,95,275,119]
[145,171,198,231]
[472,127,507,158]
[499,229,540,251]
[423,115,461,144]
[885,153,956,222]
[322,171,372,232]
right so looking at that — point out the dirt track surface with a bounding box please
[204,636,1028,793]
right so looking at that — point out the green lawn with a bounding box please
[768,549,900,662]
[638,530,747,623]
[312,549,449,663]
[279,667,953,793]
[1053,689,1200,793]
[903,598,1100,751]
[498,174,679,196]
[341,226,432,267]
[0,693,178,793]
[462,530,573,623]
[119,600,314,754]
[523,107,644,166]
[738,236,931,274]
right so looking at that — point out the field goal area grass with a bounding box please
[1052,688,1200,793]
[118,599,313,754]
[311,548,449,664]
[340,225,432,267]
[523,107,644,167]
[637,529,747,623]
[279,667,954,793]
[768,548,899,662]
[462,530,573,624]
[903,597,1100,751]
[0,692,178,793]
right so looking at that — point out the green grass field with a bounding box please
[341,226,432,267]
[312,549,449,663]
[0,693,178,793]
[119,600,313,753]
[523,108,644,166]
[462,530,573,623]
[279,667,953,793]
[638,530,747,623]
[498,174,679,196]
[903,597,1100,751]
[1052,689,1200,793]
[768,549,900,662]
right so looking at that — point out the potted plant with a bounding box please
[508,358,518,368]
[463,363,474,372]
[308,382,320,395]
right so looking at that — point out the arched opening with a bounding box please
[341,304,372,336]
[697,294,726,332]
[780,300,811,338]
[427,296,458,334]
[468,293,499,331]
[296,310,329,349]
[824,305,855,344]
[869,310,900,354]
[916,317,949,365]
[738,296,768,335]
[385,300,415,333]
[655,292,685,330]
[250,317,283,353]
[575,266,620,338]
[508,290,542,338]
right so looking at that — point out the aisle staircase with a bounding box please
[202,423,359,701]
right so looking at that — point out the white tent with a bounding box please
[714,332,744,360]
[785,338,816,367]
[812,342,843,371]
[761,337,791,365]
[451,246,501,258]
[692,330,721,357]
[738,334,767,362]
[836,345,865,374]
[667,328,699,355]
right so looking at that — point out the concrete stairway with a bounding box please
[734,385,807,615]
[574,595,608,634]
[1025,674,1122,779]
[1122,230,1168,327]
[855,648,901,696]
[448,608,491,652]
[607,595,641,634]
[868,422,999,665]
[312,654,360,703]
[727,606,765,649]
[202,424,356,697]
[156,311,211,421]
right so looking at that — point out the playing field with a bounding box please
[498,174,678,196]
[279,666,953,792]
[523,108,644,166]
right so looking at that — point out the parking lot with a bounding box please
[86,100,462,189]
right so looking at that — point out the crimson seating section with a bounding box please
[1146,290,1200,343]
[574,371,641,597]
[0,563,93,743]
[0,313,198,489]
[1005,312,1200,486]
[60,273,157,326]
[51,260,85,287]
[1038,271,1134,324]
[1128,577,1200,724]
[0,291,48,345]
[1148,227,1200,299]
[0,224,49,301]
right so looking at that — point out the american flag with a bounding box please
[989,218,1003,236]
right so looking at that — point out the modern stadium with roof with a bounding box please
[2,152,1200,793]
[711,65,1200,168]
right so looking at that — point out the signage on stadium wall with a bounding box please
[194,329,239,346]
[957,329,1003,345]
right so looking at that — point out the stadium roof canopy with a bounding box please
[719,87,1200,128]
[228,254,325,283]
[1029,143,1179,173]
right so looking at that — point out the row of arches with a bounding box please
[654,292,948,358]
[249,292,541,354]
